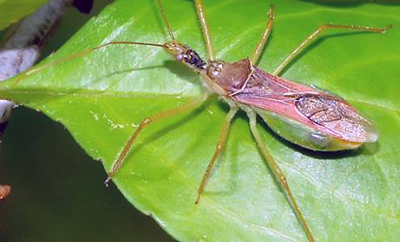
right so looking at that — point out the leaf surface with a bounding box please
[1,0,400,241]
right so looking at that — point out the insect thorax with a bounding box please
[206,59,253,96]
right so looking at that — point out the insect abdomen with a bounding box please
[256,108,363,151]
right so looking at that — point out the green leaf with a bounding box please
[0,0,48,31]
[1,0,400,241]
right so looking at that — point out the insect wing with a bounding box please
[233,68,378,151]
[295,93,378,142]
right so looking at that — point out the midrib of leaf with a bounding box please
[0,89,200,99]
[1,86,399,115]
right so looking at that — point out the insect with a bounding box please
[11,0,392,241]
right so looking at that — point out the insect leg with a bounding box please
[247,111,315,242]
[105,94,208,185]
[272,23,393,76]
[157,0,176,41]
[230,5,275,97]
[195,107,238,204]
[12,41,166,87]
[194,0,215,61]
[250,5,275,65]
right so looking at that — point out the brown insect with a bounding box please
[12,0,392,241]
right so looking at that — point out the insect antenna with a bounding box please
[11,0,184,87]
[11,41,167,87]
[11,0,199,88]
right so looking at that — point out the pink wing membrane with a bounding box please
[233,66,378,143]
